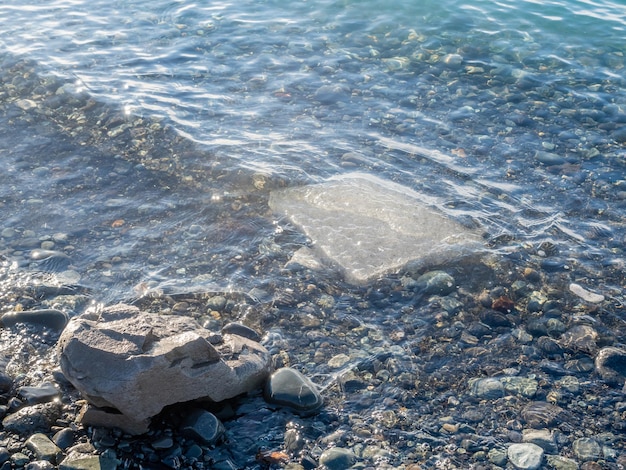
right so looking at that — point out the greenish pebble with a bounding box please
[487,448,508,466]
[328,353,351,369]
[501,377,538,398]
[572,437,601,461]
[556,376,580,394]
[319,447,356,470]
[546,455,579,470]
[468,377,504,399]
[58,453,119,470]
[415,270,456,296]
[26,433,62,463]
[11,452,30,466]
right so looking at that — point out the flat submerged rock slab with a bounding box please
[269,173,481,284]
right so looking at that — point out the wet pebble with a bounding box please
[29,249,71,272]
[18,382,60,405]
[522,429,557,453]
[442,53,463,69]
[25,433,62,463]
[572,437,601,462]
[569,283,604,304]
[264,367,323,414]
[26,461,55,470]
[52,428,75,450]
[521,402,564,428]
[414,270,456,296]
[180,409,225,445]
[546,455,579,470]
[507,442,544,470]
[0,372,12,393]
[58,450,119,470]
[612,126,626,143]
[535,150,566,166]
[469,377,504,399]
[319,447,356,470]
[1,309,69,331]
[594,346,626,385]
[221,322,261,342]
[313,84,349,104]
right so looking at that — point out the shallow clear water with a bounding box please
[1,0,625,299]
[0,0,624,293]
[1,0,626,467]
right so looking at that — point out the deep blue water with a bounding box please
[0,0,624,298]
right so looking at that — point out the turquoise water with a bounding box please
[0,0,624,297]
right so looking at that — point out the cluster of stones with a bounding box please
[0,302,323,469]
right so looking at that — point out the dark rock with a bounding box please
[264,367,323,414]
[1,309,68,331]
[2,402,62,434]
[0,373,12,393]
[221,323,261,342]
[52,428,75,450]
[479,309,512,328]
[18,382,60,405]
[595,346,626,385]
[180,409,225,445]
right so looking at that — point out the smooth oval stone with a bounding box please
[221,322,261,342]
[30,249,71,272]
[415,270,456,296]
[264,367,323,414]
[507,443,544,470]
[1,309,68,331]
[18,382,60,405]
[535,151,566,167]
[319,447,356,470]
[180,409,225,446]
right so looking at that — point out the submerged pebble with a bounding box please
[264,367,323,414]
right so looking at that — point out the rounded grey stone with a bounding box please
[1,309,68,331]
[507,443,544,470]
[180,409,225,445]
[264,367,323,414]
[25,433,62,463]
[221,322,261,342]
[415,270,456,296]
[572,437,601,461]
[469,377,504,399]
[319,447,356,470]
[595,346,626,385]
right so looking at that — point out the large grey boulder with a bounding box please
[57,304,271,434]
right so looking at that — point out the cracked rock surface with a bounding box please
[57,304,271,434]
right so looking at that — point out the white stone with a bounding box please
[507,443,544,470]
[269,173,481,284]
[569,283,604,303]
